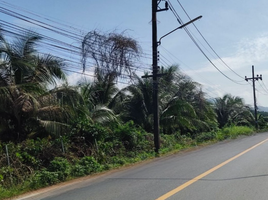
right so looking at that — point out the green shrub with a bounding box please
[0,184,17,200]
[31,170,60,188]
[70,119,110,145]
[77,156,102,175]
[113,121,146,151]
[161,134,176,147]
[111,157,126,166]
[174,143,183,150]
[70,164,86,177]
[175,134,193,146]
[195,132,217,143]
[139,153,151,160]
[216,126,254,140]
[15,152,39,169]
[48,157,70,181]
[0,166,29,188]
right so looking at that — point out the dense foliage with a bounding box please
[0,31,266,199]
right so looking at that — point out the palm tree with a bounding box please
[191,89,218,131]
[160,97,197,134]
[0,31,67,141]
[158,66,217,135]
[77,71,119,125]
[119,73,153,132]
[120,65,217,135]
[214,94,252,128]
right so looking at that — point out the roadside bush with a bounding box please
[0,123,257,200]
[0,165,32,188]
[15,151,39,170]
[0,167,14,188]
[161,134,176,149]
[0,184,17,200]
[48,157,71,181]
[175,134,193,146]
[31,170,60,189]
[110,157,126,166]
[195,131,217,143]
[113,121,146,151]
[70,119,110,145]
[94,140,125,164]
[70,163,86,177]
[30,157,74,189]
[16,139,63,169]
[216,126,253,140]
[70,156,103,177]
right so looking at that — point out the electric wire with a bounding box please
[155,49,218,100]
[159,45,228,97]
[260,80,268,93]
[0,4,152,75]
[0,4,154,61]
[176,0,245,80]
[257,81,268,95]
[166,0,247,85]
[0,0,86,34]
[0,22,150,75]
[0,0,257,98]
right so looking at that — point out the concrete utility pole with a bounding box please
[151,0,168,154]
[152,0,159,154]
[245,65,262,129]
[147,0,201,154]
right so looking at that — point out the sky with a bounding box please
[1,0,268,108]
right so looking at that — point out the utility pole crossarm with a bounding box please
[156,0,169,12]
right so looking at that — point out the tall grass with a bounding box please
[216,126,254,141]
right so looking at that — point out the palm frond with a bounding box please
[13,32,41,57]
[38,119,70,137]
[90,105,118,125]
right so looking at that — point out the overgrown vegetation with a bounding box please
[0,31,266,200]
[0,125,256,199]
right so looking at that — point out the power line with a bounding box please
[257,81,268,95]
[159,45,231,95]
[0,3,152,76]
[166,0,247,85]
[0,21,151,75]
[176,0,245,80]
[0,0,86,34]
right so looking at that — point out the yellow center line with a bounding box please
[156,137,268,200]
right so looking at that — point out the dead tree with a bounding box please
[81,30,141,80]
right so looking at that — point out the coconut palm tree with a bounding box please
[0,31,67,141]
[77,71,119,125]
[119,73,153,132]
[158,66,217,135]
[120,65,217,135]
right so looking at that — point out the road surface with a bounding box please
[17,132,268,200]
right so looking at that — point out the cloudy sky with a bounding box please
[1,0,268,108]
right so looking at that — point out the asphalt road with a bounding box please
[17,132,268,200]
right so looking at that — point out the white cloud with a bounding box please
[66,69,94,86]
[186,33,268,76]
[237,34,268,63]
